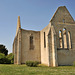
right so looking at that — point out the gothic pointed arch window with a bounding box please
[68,31,71,49]
[63,28,67,48]
[59,30,63,48]
[30,34,34,50]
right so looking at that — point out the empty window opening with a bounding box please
[68,31,71,49]
[59,30,63,48]
[63,28,67,48]
[63,19,65,23]
[44,32,46,48]
[30,36,34,50]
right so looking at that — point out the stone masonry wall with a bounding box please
[40,23,51,66]
[21,29,41,64]
[57,50,75,65]
[51,6,75,66]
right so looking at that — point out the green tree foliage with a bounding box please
[0,53,5,59]
[0,53,11,64]
[6,53,14,64]
[0,45,8,56]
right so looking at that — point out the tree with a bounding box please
[6,53,14,64]
[0,53,11,64]
[0,44,8,56]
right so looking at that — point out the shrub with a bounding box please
[6,53,14,64]
[26,61,39,67]
[33,61,39,67]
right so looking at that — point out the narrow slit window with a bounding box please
[44,32,46,48]
[30,36,34,50]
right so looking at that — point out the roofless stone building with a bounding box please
[13,6,75,67]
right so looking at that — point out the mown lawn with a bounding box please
[0,64,75,75]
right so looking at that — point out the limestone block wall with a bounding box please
[51,6,74,24]
[13,35,18,64]
[17,29,21,64]
[57,50,75,65]
[21,29,41,64]
[52,23,75,66]
[40,23,51,66]
[13,29,21,64]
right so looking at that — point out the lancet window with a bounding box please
[30,35,34,50]
[44,32,46,48]
[59,30,63,48]
[68,31,71,49]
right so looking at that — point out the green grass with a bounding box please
[0,64,75,75]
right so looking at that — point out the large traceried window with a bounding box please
[30,35,34,50]
[58,28,72,50]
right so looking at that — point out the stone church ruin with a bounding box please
[13,6,75,67]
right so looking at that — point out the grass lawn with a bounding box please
[0,64,75,75]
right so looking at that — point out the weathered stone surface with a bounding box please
[13,6,75,67]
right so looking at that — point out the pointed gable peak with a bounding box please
[58,6,66,8]
[50,6,74,22]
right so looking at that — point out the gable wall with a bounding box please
[50,6,75,65]
[51,6,74,24]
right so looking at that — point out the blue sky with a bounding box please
[0,0,75,53]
